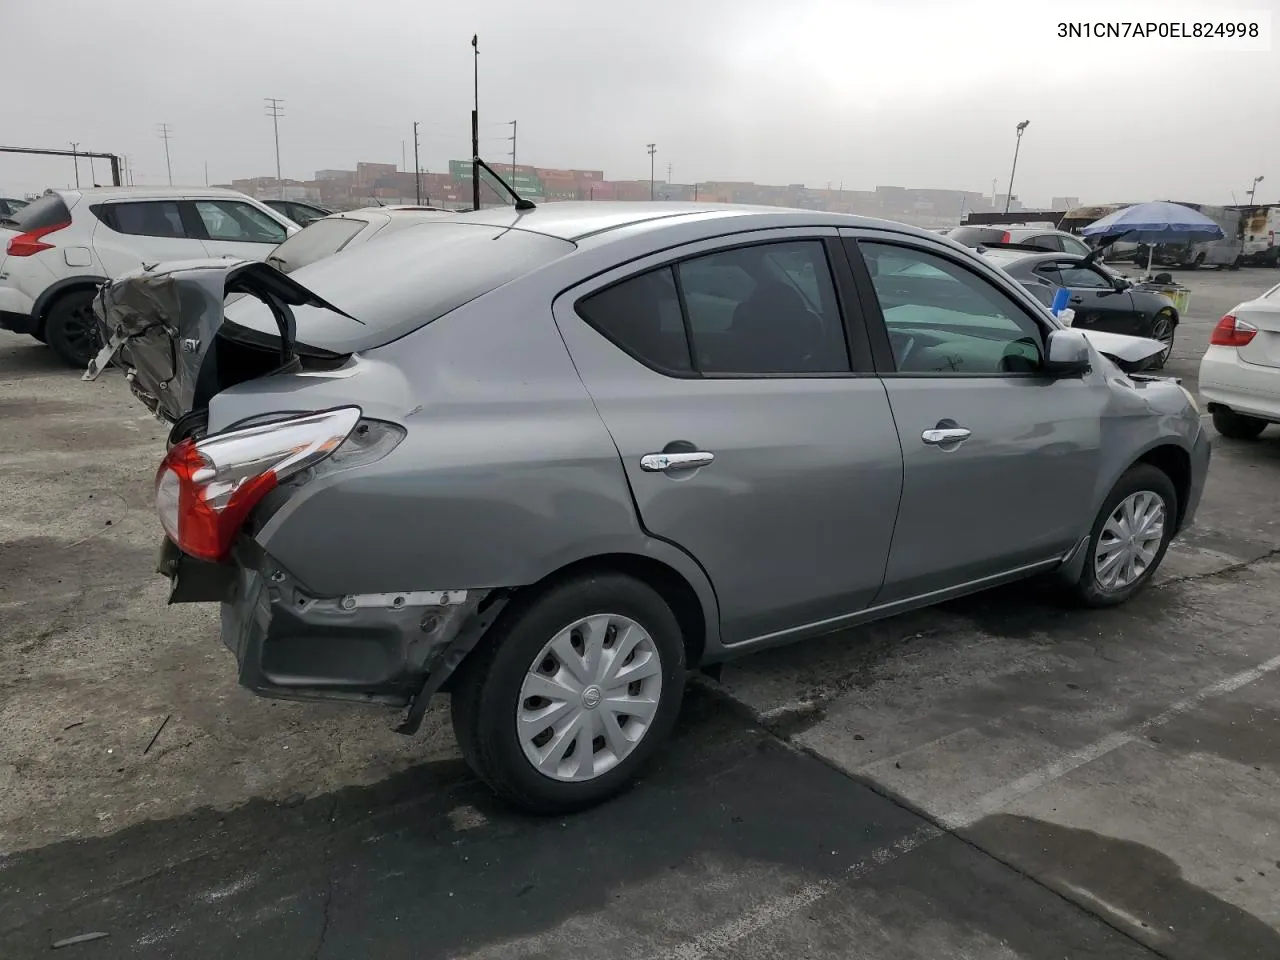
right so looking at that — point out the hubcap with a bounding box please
[517,613,663,782]
[1150,313,1174,363]
[1094,491,1167,591]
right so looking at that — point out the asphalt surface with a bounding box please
[3,265,1280,959]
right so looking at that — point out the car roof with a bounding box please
[54,186,260,203]
[441,200,937,243]
[312,207,456,225]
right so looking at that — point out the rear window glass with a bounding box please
[266,217,371,273]
[946,227,1005,246]
[4,193,71,231]
[224,221,575,353]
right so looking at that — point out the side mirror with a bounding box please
[1044,328,1091,377]
[1112,276,1132,291]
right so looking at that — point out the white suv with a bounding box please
[0,187,298,367]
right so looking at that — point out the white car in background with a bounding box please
[0,186,297,367]
[263,205,456,274]
[1199,279,1280,438]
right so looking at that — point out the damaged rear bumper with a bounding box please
[159,538,503,733]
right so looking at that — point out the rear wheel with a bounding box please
[1212,408,1268,440]
[1067,464,1176,608]
[43,289,101,369]
[450,572,687,814]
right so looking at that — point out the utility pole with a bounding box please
[413,121,422,204]
[471,34,480,211]
[204,161,209,187]
[508,120,518,180]
[991,178,998,207]
[667,161,672,184]
[647,143,657,200]
[264,98,285,198]
[402,140,407,172]
[157,124,173,186]
[89,156,97,186]
[69,142,80,188]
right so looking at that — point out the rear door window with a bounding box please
[94,201,188,238]
[576,239,853,376]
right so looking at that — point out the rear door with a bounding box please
[189,198,292,261]
[90,200,209,275]
[553,228,905,646]
[843,231,1105,603]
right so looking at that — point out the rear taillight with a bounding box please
[6,220,71,257]
[155,407,362,562]
[1001,231,1011,243]
[1210,314,1258,348]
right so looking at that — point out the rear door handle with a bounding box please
[921,427,971,445]
[640,451,715,473]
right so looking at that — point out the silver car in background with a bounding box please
[87,202,1210,813]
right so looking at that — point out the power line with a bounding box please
[156,124,173,186]
[264,98,285,199]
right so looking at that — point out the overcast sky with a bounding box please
[3,0,1276,206]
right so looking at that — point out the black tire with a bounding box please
[1145,310,1176,370]
[1228,255,1242,271]
[43,288,101,369]
[450,572,687,814]
[1212,408,1268,440]
[1066,464,1177,608]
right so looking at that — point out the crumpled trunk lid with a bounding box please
[82,258,357,423]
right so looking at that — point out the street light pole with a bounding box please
[647,143,657,200]
[1247,175,1265,205]
[69,142,80,188]
[1004,120,1030,215]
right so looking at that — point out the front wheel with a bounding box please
[1146,310,1176,369]
[450,573,687,814]
[1212,408,1268,440]
[1067,464,1177,608]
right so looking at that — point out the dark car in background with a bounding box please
[262,199,333,227]
[949,224,1095,257]
[981,247,1179,367]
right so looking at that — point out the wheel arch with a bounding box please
[32,275,107,334]
[506,551,717,669]
[1134,442,1192,532]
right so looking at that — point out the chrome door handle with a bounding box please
[640,451,715,472]
[921,428,971,445]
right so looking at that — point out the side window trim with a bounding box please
[178,201,210,241]
[838,229,1057,379]
[564,227,877,379]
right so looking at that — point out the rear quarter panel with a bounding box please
[218,275,720,642]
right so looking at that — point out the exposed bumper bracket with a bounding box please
[394,595,509,736]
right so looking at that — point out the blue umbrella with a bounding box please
[1081,201,1225,278]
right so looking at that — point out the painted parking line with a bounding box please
[663,650,1280,959]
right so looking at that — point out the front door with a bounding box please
[1035,259,1138,334]
[847,235,1106,603]
[189,198,291,262]
[554,230,904,645]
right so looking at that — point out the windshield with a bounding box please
[266,216,372,273]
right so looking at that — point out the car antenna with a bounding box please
[473,156,536,211]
